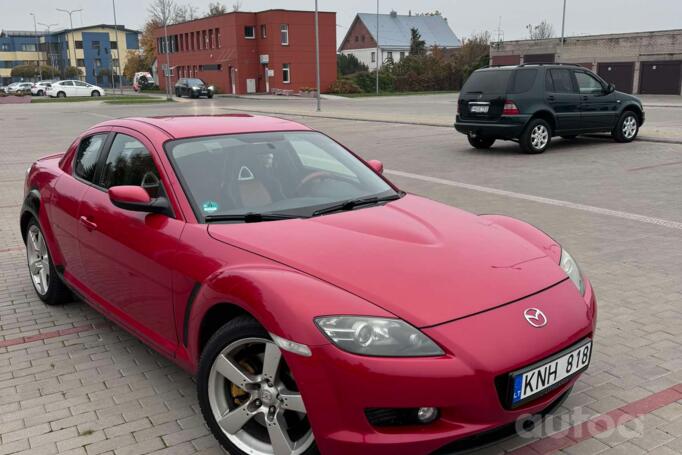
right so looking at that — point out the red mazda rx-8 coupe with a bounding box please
[21,115,596,455]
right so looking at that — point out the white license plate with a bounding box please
[510,340,592,407]
[470,104,489,113]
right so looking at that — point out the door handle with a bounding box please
[547,95,555,101]
[79,216,98,231]
[582,95,589,101]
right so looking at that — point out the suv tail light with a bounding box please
[502,100,520,115]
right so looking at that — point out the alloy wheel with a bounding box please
[622,115,637,139]
[26,225,49,295]
[207,337,313,455]
[530,124,549,150]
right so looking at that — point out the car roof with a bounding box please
[96,115,312,140]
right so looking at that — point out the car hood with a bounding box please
[207,195,567,327]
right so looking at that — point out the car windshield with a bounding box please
[165,131,398,221]
[187,79,205,86]
[462,70,513,94]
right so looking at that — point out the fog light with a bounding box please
[417,407,439,423]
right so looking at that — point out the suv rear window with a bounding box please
[462,70,512,94]
[509,69,538,93]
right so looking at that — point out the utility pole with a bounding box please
[375,0,379,94]
[29,13,39,81]
[560,0,567,60]
[314,0,321,111]
[164,21,172,100]
[112,0,123,94]
[57,8,83,78]
[39,22,58,80]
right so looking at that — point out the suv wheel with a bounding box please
[520,119,551,154]
[613,111,639,143]
[467,135,496,149]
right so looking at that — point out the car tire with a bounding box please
[57,91,66,98]
[613,111,639,143]
[467,135,496,149]
[175,90,181,97]
[91,91,100,97]
[520,118,552,154]
[208,94,214,99]
[197,316,318,455]
[25,218,71,306]
[37,90,44,96]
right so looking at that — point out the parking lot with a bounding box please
[1,95,682,455]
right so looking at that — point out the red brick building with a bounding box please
[153,9,336,94]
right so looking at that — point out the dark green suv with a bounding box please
[454,63,645,154]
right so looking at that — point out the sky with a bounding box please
[3,0,681,44]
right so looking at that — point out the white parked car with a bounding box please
[47,80,105,98]
[31,81,53,96]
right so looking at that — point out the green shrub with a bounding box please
[328,79,362,94]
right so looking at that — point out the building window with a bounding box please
[371,52,376,63]
[202,30,208,49]
[76,59,85,67]
[21,43,37,51]
[110,41,118,49]
[1,43,8,51]
[282,63,290,83]
[208,29,214,48]
[203,64,221,71]
[112,59,119,68]
[95,58,102,68]
[216,28,221,48]
[244,26,255,39]
[400,51,405,59]
[92,40,100,50]
[386,51,393,62]
[261,24,267,38]
[280,24,289,45]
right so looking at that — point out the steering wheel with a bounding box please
[296,171,333,195]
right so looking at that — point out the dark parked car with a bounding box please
[455,63,645,153]
[175,78,214,98]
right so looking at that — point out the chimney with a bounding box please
[390,10,398,18]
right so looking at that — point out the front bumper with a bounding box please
[286,278,596,455]
[454,115,530,139]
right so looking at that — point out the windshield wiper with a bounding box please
[204,213,302,223]
[312,194,401,217]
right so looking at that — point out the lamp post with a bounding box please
[29,13,39,81]
[38,22,58,81]
[163,21,171,100]
[56,8,83,78]
[314,0,321,111]
[375,0,379,94]
[112,0,123,94]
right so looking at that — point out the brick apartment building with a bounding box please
[153,9,336,95]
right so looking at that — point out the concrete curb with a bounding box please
[219,107,682,146]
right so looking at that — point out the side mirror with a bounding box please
[368,159,384,174]
[606,83,615,93]
[108,185,171,215]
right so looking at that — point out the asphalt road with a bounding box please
[0,97,681,455]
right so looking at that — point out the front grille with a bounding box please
[365,408,422,427]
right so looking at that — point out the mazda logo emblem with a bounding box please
[524,308,547,328]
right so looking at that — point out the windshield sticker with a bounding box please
[202,201,219,213]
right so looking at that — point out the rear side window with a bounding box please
[462,70,512,94]
[74,134,107,183]
[100,134,161,197]
[548,69,575,93]
[509,69,538,93]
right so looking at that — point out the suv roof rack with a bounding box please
[517,62,582,67]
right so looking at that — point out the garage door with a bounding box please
[491,54,520,66]
[523,54,555,64]
[639,61,682,95]
[597,62,634,94]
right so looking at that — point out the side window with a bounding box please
[509,69,538,93]
[74,134,107,183]
[100,134,161,198]
[545,71,554,92]
[548,69,575,93]
[74,81,87,87]
[62,81,74,87]
[574,71,604,94]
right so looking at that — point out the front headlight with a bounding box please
[560,249,585,295]
[192,86,199,90]
[315,316,444,357]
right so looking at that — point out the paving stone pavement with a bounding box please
[0,100,681,454]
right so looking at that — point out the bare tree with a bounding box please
[174,3,199,22]
[147,0,178,26]
[526,21,555,40]
[232,0,242,12]
[206,2,228,16]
